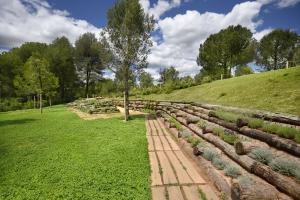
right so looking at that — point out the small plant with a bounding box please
[220,133,239,145]
[198,188,207,200]
[224,165,241,178]
[169,118,183,131]
[197,119,207,129]
[212,110,243,123]
[261,123,300,142]
[219,191,227,200]
[212,127,224,136]
[270,158,299,177]
[212,157,226,170]
[249,148,273,164]
[247,118,264,129]
[181,130,192,138]
[203,149,219,161]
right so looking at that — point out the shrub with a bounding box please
[212,157,227,170]
[247,118,264,129]
[197,120,207,129]
[220,133,239,145]
[270,158,299,177]
[249,148,273,164]
[203,149,219,161]
[169,118,183,131]
[224,165,241,178]
[262,123,300,142]
[186,136,201,147]
[198,188,207,200]
[212,127,224,136]
[181,130,192,138]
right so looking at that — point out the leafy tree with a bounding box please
[104,0,154,121]
[235,65,254,76]
[0,51,22,98]
[197,25,254,78]
[139,71,154,88]
[179,76,194,88]
[95,78,116,96]
[47,37,77,102]
[22,54,58,113]
[256,29,298,70]
[75,33,106,98]
[159,66,179,84]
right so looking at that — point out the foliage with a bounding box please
[212,157,227,170]
[142,66,300,115]
[220,133,239,145]
[139,71,154,88]
[159,66,179,84]
[75,33,107,98]
[212,110,242,123]
[203,149,219,161]
[261,123,300,143]
[197,25,254,78]
[270,158,300,178]
[224,165,241,178]
[198,188,207,200]
[169,117,183,131]
[197,119,207,129]
[0,106,151,199]
[249,148,273,164]
[256,29,298,70]
[186,136,201,147]
[235,65,254,77]
[247,118,264,129]
[47,36,78,102]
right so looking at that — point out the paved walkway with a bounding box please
[146,117,219,200]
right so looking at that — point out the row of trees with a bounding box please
[197,26,299,81]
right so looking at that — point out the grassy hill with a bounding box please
[142,66,300,115]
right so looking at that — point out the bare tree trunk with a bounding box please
[124,77,129,121]
[85,70,90,99]
[49,96,52,107]
[39,93,42,114]
[33,95,36,109]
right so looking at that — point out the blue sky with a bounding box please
[0,0,299,78]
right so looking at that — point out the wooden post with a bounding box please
[33,95,36,109]
[39,93,42,114]
[221,74,223,80]
[286,61,289,69]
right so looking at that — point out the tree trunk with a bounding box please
[33,95,36,109]
[39,93,42,114]
[85,70,90,99]
[124,76,129,121]
[49,96,52,107]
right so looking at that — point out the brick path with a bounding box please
[146,117,219,200]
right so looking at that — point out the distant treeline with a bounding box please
[0,25,299,111]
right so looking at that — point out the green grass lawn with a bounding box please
[142,67,300,115]
[0,106,150,200]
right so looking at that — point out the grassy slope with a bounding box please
[0,106,150,200]
[143,67,300,115]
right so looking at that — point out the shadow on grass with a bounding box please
[0,118,38,127]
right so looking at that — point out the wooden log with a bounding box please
[252,113,300,126]
[232,178,292,200]
[240,127,300,157]
[188,123,300,199]
[185,115,200,124]
[234,141,268,155]
[236,118,249,128]
[178,106,300,157]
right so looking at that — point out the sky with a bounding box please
[0,0,300,79]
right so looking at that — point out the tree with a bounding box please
[159,66,179,84]
[47,37,77,102]
[75,33,106,98]
[197,25,254,78]
[139,71,154,88]
[104,0,154,121]
[22,54,58,113]
[179,76,194,88]
[256,29,298,70]
[235,65,254,76]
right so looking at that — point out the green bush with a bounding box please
[270,158,299,177]
[169,118,183,131]
[203,149,219,161]
[212,110,243,123]
[220,133,239,145]
[212,127,224,136]
[262,123,300,142]
[212,157,227,170]
[224,165,241,178]
[249,148,273,164]
[197,120,207,129]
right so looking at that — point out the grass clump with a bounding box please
[270,158,300,177]
[203,149,219,161]
[224,165,241,178]
[262,123,300,142]
[212,157,227,170]
[186,136,202,147]
[249,148,273,164]
[198,188,207,200]
[212,127,239,145]
[197,119,207,129]
[247,118,264,129]
[169,117,183,131]
[211,110,242,123]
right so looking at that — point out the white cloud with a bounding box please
[147,1,265,78]
[140,0,182,19]
[253,28,273,40]
[277,0,300,7]
[0,0,101,49]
